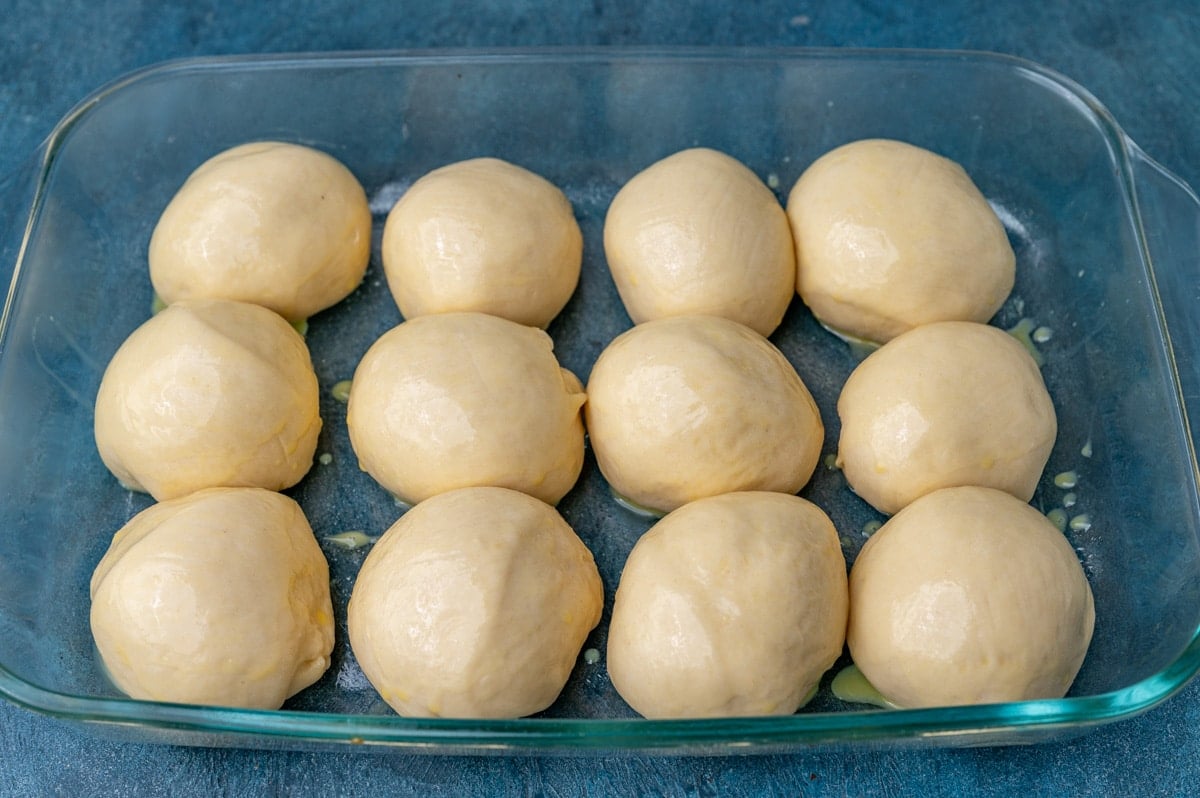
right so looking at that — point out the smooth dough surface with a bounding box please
[346,312,586,505]
[603,147,795,337]
[607,491,848,718]
[787,138,1015,343]
[837,320,1056,515]
[847,486,1095,708]
[585,315,823,514]
[381,157,582,328]
[347,486,603,718]
[149,141,371,321]
[93,299,321,501]
[89,487,334,709]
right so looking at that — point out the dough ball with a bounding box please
[836,320,1056,515]
[585,315,823,514]
[90,487,334,709]
[94,299,321,501]
[847,486,1095,708]
[149,141,371,321]
[381,157,582,328]
[346,312,586,505]
[603,148,795,337]
[347,486,603,718]
[607,491,848,718]
[787,138,1015,343]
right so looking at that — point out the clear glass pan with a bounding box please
[1,48,1199,753]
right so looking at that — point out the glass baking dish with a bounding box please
[1,48,1199,754]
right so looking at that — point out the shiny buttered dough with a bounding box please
[847,486,1095,708]
[149,141,371,321]
[346,312,586,505]
[347,486,603,718]
[603,148,795,337]
[787,138,1015,343]
[90,487,335,709]
[93,299,321,501]
[585,315,823,514]
[381,157,582,328]
[607,492,848,718]
[837,320,1056,515]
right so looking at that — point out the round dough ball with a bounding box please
[381,157,582,328]
[94,299,322,501]
[90,487,335,709]
[603,148,795,337]
[607,491,848,718]
[149,141,371,321]
[347,486,603,718]
[836,320,1056,515]
[585,315,823,514]
[346,312,586,505]
[787,138,1015,343]
[847,486,1095,708]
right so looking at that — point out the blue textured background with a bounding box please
[2,1,1199,795]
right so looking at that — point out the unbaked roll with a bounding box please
[381,157,582,328]
[347,486,603,718]
[585,315,823,514]
[149,141,371,321]
[346,312,586,505]
[787,138,1014,344]
[607,491,847,718]
[90,487,334,709]
[847,486,1095,708]
[603,147,795,336]
[94,299,321,501]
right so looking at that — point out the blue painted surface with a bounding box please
[1,1,1199,795]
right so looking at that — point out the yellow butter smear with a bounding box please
[1006,318,1046,366]
[331,380,353,404]
[325,531,377,550]
[831,664,898,709]
[612,491,665,519]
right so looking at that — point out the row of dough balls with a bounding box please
[343,156,595,717]
[342,311,604,718]
[834,322,1095,709]
[605,484,1096,718]
[604,139,1015,344]
[348,189,599,718]
[93,144,357,709]
[150,141,583,330]
[97,142,373,503]
[92,142,364,709]
[591,149,832,718]
[346,159,596,717]
[147,136,1016,344]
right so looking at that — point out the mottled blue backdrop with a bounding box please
[1,1,1198,795]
